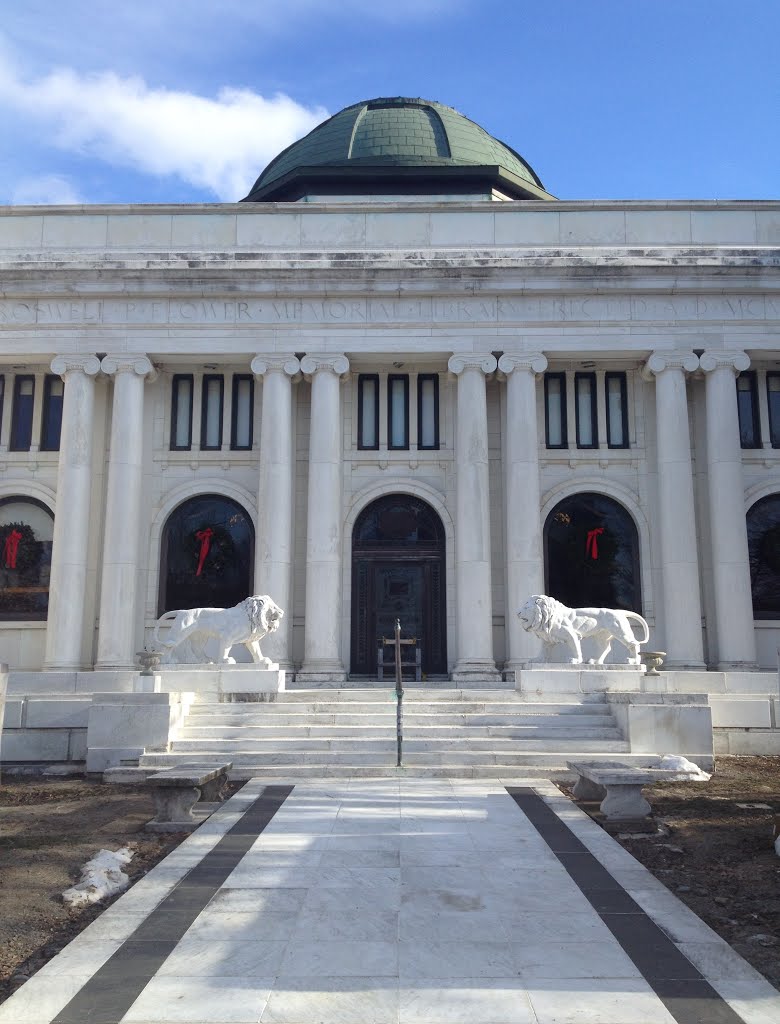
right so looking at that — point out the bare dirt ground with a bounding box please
[0,759,778,1004]
[0,777,188,1004]
[559,755,780,990]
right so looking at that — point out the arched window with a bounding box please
[159,494,254,615]
[747,494,780,618]
[545,492,641,612]
[0,497,54,620]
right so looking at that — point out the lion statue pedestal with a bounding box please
[515,594,650,698]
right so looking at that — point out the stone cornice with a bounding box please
[497,353,547,376]
[100,354,156,381]
[699,350,751,374]
[50,354,100,378]
[251,354,301,378]
[300,354,350,378]
[448,354,497,376]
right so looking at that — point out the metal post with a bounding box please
[395,618,404,766]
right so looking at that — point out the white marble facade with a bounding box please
[0,201,778,679]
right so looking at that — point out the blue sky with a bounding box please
[0,0,777,205]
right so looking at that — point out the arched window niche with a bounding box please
[747,494,780,619]
[544,492,642,613]
[0,497,54,620]
[158,494,254,615]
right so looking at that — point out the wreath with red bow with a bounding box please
[0,522,41,576]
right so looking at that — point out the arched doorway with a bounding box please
[158,494,254,614]
[747,494,780,618]
[351,494,446,676]
[544,492,642,612]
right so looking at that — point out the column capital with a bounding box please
[645,351,699,377]
[100,354,157,381]
[448,353,497,376]
[700,350,750,374]
[50,354,100,378]
[497,353,547,376]
[251,354,301,378]
[300,353,349,378]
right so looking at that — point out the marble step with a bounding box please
[176,725,622,743]
[181,712,614,729]
[186,703,613,718]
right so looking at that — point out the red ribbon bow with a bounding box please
[3,529,22,569]
[585,527,605,560]
[194,527,214,576]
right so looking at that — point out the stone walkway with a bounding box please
[1,778,778,1024]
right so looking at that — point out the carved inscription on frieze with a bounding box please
[0,296,776,326]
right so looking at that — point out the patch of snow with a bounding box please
[657,755,711,781]
[62,847,134,908]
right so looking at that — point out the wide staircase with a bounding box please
[138,687,638,779]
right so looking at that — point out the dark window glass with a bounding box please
[231,374,254,450]
[605,372,629,449]
[170,375,193,450]
[417,374,440,450]
[10,375,35,452]
[0,375,4,445]
[357,375,379,450]
[767,374,780,448]
[544,373,567,448]
[574,373,598,448]
[159,494,254,615]
[545,492,641,613]
[387,375,409,450]
[354,495,445,547]
[0,497,54,620]
[40,375,64,451]
[737,372,761,448]
[748,494,780,618]
[201,375,224,450]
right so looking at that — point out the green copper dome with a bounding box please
[242,97,553,202]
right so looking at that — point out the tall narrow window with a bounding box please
[737,372,760,448]
[417,374,439,450]
[231,374,254,451]
[605,372,629,449]
[40,375,64,451]
[574,372,597,449]
[200,374,224,450]
[387,375,409,450]
[767,373,780,448]
[357,375,379,450]
[544,373,567,448]
[0,375,5,446]
[170,374,193,451]
[10,375,35,452]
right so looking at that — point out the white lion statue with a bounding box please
[152,594,284,667]
[518,594,649,666]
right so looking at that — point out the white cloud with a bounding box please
[0,57,329,200]
[11,174,84,205]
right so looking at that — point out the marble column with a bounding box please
[646,352,705,668]
[251,354,300,670]
[700,350,757,668]
[297,354,349,681]
[448,353,500,680]
[95,356,156,669]
[498,353,547,675]
[44,355,101,670]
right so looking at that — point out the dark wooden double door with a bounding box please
[350,496,447,678]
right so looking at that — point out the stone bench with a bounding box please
[567,760,705,821]
[145,761,232,832]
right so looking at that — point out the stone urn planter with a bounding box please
[641,651,666,676]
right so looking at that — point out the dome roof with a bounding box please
[242,97,553,202]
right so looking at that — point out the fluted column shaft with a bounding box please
[96,356,155,668]
[701,351,757,667]
[448,354,500,680]
[298,354,349,681]
[252,355,300,669]
[646,352,705,667]
[45,355,100,670]
[499,353,547,672]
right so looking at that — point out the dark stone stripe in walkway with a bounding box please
[506,787,746,1024]
[50,784,294,1024]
